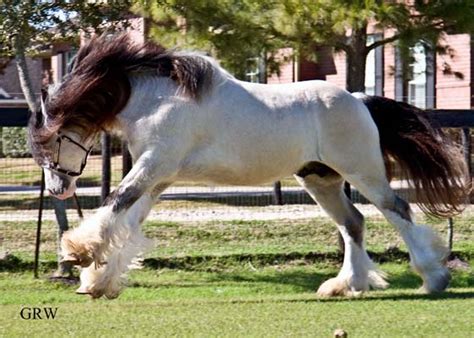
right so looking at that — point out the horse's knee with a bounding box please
[103,185,142,213]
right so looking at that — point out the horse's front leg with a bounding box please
[61,151,175,298]
[74,185,169,299]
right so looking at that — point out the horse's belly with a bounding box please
[179,166,290,186]
[177,149,304,186]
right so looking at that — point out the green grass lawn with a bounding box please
[1,214,473,337]
[1,262,473,337]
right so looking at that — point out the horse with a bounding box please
[28,34,469,299]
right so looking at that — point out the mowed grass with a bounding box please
[1,263,473,337]
[1,213,473,337]
[3,212,473,261]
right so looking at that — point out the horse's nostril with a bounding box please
[48,188,64,196]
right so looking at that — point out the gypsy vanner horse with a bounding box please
[28,34,468,299]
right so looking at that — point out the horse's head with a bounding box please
[28,91,95,199]
[28,34,215,199]
[27,35,138,199]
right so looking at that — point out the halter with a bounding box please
[44,133,92,177]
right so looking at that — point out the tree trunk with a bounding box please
[345,26,369,93]
[12,35,37,112]
[339,25,369,253]
[343,35,367,199]
[13,34,73,277]
[101,132,112,202]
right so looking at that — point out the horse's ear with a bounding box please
[39,88,48,127]
[41,88,47,102]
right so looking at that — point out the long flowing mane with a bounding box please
[28,34,215,153]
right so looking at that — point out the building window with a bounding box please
[245,57,266,83]
[365,34,383,96]
[395,41,435,108]
[407,43,427,108]
[63,50,77,75]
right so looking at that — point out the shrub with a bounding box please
[2,127,30,158]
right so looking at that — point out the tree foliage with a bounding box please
[0,1,132,56]
[134,0,474,89]
[133,0,285,79]
[0,0,132,111]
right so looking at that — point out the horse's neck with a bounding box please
[118,75,172,119]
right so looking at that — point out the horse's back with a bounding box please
[176,79,374,185]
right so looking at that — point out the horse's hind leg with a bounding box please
[341,170,450,293]
[295,164,388,296]
[322,131,450,294]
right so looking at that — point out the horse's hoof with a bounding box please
[317,277,349,297]
[61,253,94,268]
[421,267,451,293]
[317,277,366,297]
[75,285,91,295]
[88,288,105,299]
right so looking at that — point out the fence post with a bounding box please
[101,132,111,202]
[273,181,283,205]
[52,197,73,276]
[461,128,472,184]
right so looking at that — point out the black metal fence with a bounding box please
[0,100,473,268]
[0,100,472,221]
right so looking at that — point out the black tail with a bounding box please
[356,94,470,218]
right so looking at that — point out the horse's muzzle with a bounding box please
[44,168,77,199]
[48,185,76,200]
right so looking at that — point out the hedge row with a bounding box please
[0,128,124,158]
[1,127,30,158]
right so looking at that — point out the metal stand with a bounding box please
[33,170,45,279]
[447,217,454,254]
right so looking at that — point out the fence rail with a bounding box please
[426,110,474,128]
[0,100,29,127]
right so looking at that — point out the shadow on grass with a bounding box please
[141,248,472,272]
[0,255,57,273]
[0,194,101,210]
[130,267,474,303]
[3,250,472,302]
[133,259,472,292]
[197,290,474,305]
[324,290,474,302]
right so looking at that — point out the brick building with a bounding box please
[0,43,76,100]
[268,32,473,110]
[1,15,471,110]
[0,17,147,100]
